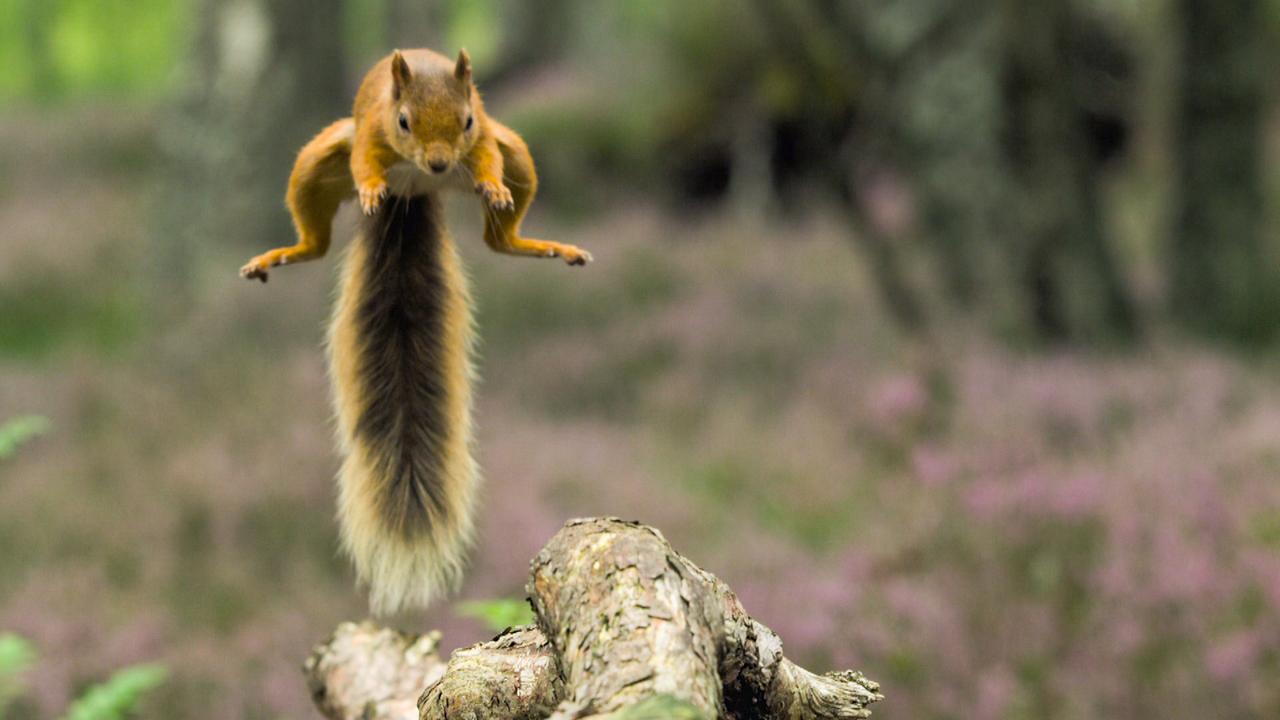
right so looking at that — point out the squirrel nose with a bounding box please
[428,159,449,174]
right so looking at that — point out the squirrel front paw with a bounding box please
[358,181,388,215]
[240,257,272,283]
[476,180,514,212]
[555,244,593,267]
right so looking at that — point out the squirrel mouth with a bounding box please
[419,155,452,175]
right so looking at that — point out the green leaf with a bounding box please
[0,634,35,676]
[0,416,50,460]
[454,598,535,633]
[0,633,37,718]
[62,663,167,720]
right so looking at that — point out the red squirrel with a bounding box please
[240,48,592,283]
[238,49,593,614]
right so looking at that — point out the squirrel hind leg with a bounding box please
[240,119,355,281]
[480,126,592,265]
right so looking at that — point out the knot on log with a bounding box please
[306,518,882,719]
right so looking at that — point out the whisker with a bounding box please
[499,172,533,190]
[459,165,502,230]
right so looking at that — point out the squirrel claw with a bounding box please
[560,247,592,266]
[358,182,388,215]
[240,260,270,283]
[476,181,514,212]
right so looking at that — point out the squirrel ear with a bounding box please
[454,48,472,86]
[390,51,412,99]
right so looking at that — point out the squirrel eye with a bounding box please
[398,113,410,132]
[465,114,474,131]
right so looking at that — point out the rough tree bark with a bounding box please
[305,518,882,720]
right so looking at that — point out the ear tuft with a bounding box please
[390,51,412,99]
[454,48,472,85]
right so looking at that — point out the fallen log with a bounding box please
[305,518,881,719]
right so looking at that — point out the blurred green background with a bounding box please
[3,0,1280,718]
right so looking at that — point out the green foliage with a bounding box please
[0,416,50,460]
[0,0,184,102]
[62,664,167,720]
[0,634,37,717]
[454,598,535,632]
[0,635,36,676]
[601,695,711,720]
[1,632,165,720]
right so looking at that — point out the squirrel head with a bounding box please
[384,49,478,176]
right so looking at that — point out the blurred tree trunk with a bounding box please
[742,0,931,330]
[1170,0,1271,341]
[1002,0,1137,341]
[889,0,1006,310]
[153,0,347,301]
[836,0,1141,341]
[646,0,1141,341]
[243,0,348,245]
[150,0,219,301]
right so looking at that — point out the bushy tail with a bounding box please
[327,192,478,615]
